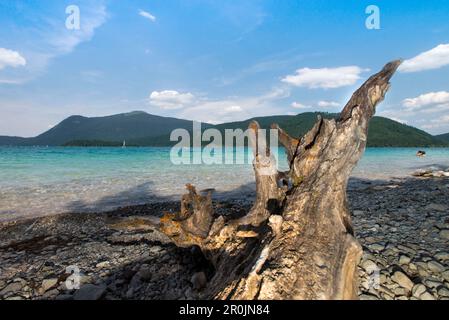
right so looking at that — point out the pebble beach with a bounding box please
[0,175,448,300]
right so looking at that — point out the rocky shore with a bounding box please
[0,177,448,300]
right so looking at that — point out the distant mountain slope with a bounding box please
[0,136,29,146]
[214,113,448,147]
[367,117,445,147]
[0,111,197,146]
[436,133,449,143]
[1,111,448,147]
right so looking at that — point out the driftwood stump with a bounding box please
[139,60,401,300]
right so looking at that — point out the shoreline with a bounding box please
[1,147,449,222]
[0,176,448,300]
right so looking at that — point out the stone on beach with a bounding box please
[191,272,207,290]
[412,284,427,298]
[41,278,58,293]
[391,271,414,291]
[73,284,106,300]
[0,282,24,296]
[398,255,411,265]
[426,204,447,212]
[427,261,445,273]
[439,230,449,240]
[0,178,448,301]
[420,292,436,300]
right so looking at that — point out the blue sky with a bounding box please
[1,0,449,136]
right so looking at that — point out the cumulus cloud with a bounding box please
[149,90,195,109]
[172,88,289,124]
[282,66,366,89]
[139,9,156,22]
[317,100,339,108]
[399,44,449,73]
[421,115,449,130]
[402,91,449,109]
[379,91,449,134]
[0,48,26,70]
[291,102,311,109]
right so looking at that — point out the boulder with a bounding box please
[73,284,106,300]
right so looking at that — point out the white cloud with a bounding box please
[399,44,449,73]
[402,91,449,109]
[139,9,156,22]
[421,115,449,130]
[149,90,195,110]
[291,102,311,109]
[0,2,108,84]
[317,100,339,108]
[282,66,366,89]
[172,87,289,124]
[0,48,26,70]
[380,91,449,134]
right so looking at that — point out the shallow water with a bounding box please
[1,146,448,221]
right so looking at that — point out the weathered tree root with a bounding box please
[129,60,401,300]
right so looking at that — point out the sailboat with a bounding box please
[122,140,126,148]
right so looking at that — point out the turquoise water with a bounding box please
[1,147,448,221]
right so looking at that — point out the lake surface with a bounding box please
[1,147,448,221]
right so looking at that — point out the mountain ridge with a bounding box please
[1,111,448,147]
[436,133,449,143]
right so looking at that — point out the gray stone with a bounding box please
[41,278,58,293]
[435,252,449,261]
[399,255,411,265]
[427,261,445,273]
[424,279,443,288]
[391,271,414,291]
[42,288,60,299]
[439,230,449,240]
[5,296,24,300]
[412,284,427,298]
[73,284,106,300]
[0,282,23,296]
[368,243,385,252]
[191,272,207,290]
[137,265,152,282]
[442,270,449,282]
[420,292,436,300]
[95,261,110,269]
[408,263,418,272]
[438,287,449,297]
[426,204,447,212]
[393,287,407,296]
[361,260,379,273]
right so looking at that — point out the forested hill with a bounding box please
[1,111,448,147]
